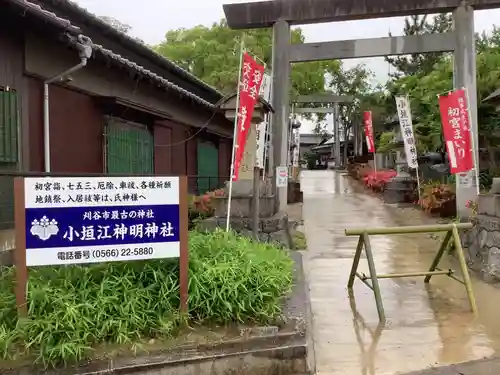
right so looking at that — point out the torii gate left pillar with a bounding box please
[270,20,291,213]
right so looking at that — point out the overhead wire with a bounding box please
[152,94,231,147]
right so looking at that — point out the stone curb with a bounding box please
[399,356,500,375]
[3,332,307,375]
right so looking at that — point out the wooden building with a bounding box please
[0,0,234,229]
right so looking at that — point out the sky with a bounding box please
[73,0,500,133]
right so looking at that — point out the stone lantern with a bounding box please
[219,94,272,124]
[383,123,417,204]
[196,95,294,249]
[218,94,274,194]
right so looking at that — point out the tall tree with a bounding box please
[98,16,145,44]
[153,20,341,96]
[324,63,373,147]
[385,14,453,78]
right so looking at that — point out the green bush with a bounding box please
[0,230,293,367]
[304,151,318,170]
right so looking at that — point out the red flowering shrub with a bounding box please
[188,188,225,228]
[363,170,397,192]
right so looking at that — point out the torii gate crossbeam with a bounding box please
[223,0,500,28]
[294,94,354,168]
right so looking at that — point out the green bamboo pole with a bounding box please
[356,272,374,290]
[345,223,472,236]
[362,232,385,322]
[425,230,452,283]
[452,225,478,314]
[366,270,452,279]
[348,235,365,289]
[345,222,477,319]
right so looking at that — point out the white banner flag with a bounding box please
[395,96,418,169]
[255,121,267,169]
[260,72,272,101]
[256,72,272,169]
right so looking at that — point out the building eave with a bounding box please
[6,0,218,110]
[39,0,224,101]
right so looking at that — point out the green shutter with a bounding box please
[0,89,18,163]
[105,118,153,174]
[197,139,219,194]
[0,88,19,229]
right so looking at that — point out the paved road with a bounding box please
[300,170,500,375]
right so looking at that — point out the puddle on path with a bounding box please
[301,170,500,375]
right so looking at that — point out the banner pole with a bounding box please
[464,87,480,195]
[261,116,268,180]
[289,104,295,177]
[260,71,271,180]
[226,40,245,232]
[416,166,423,206]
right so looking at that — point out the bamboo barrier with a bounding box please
[345,223,476,322]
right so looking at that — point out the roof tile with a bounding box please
[8,0,216,108]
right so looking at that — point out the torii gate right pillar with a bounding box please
[453,5,479,217]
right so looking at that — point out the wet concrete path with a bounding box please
[300,170,500,375]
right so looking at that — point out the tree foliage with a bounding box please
[375,17,500,171]
[152,14,500,172]
[385,14,453,78]
[304,63,373,136]
[154,19,341,97]
[328,63,373,141]
[99,15,145,44]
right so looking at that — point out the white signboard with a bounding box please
[24,177,181,266]
[256,121,267,169]
[458,172,474,188]
[260,72,272,101]
[276,166,288,188]
[395,96,418,169]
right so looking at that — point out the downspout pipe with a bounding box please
[44,34,93,172]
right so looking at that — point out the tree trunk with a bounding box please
[485,136,497,170]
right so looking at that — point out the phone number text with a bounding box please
[56,247,154,261]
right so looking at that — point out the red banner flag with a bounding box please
[363,111,375,153]
[438,89,473,174]
[232,52,265,181]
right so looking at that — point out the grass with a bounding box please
[0,230,293,368]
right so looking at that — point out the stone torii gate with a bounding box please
[222,0,499,216]
[294,94,354,168]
